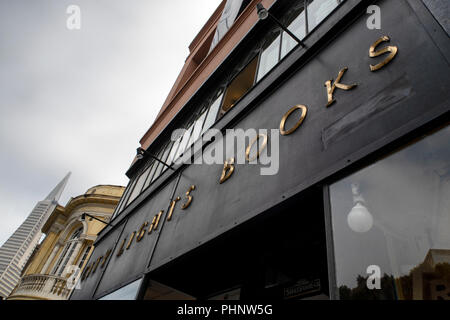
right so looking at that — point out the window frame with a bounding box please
[322,119,450,300]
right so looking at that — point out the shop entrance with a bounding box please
[143,185,329,300]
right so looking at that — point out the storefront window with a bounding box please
[330,124,450,300]
[99,278,142,300]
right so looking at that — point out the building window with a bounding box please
[77,245,92,269]
[257,29,282,82]
[99,278,142,300]
[307,0,342,31]
[127,166,151,206]
[52,227,83,277]
[220,56,258,116]
[329,124,450,300]
[202,91,224,135]
[256,0,342,82]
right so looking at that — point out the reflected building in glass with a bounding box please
[71,0,450,300]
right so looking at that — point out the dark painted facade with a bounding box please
[71,0,450,300]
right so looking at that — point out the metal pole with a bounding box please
[83,213,112,227]
[148,153,175,171]
[268,13,307,48]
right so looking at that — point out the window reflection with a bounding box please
[281,9,306,59]
[257,31,281,82]
[330,124,450,300]
[99,278,142,300]
[307,0,342,32]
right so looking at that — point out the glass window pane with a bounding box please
[330,124,450,300]
[142,161,157,190]
[221,56,258,114]
[281,10,306,59]
[167,136,182,166]
[307,0,341,32]
[127,166,151,205]
[149,148,166,183]
[257,32,281,82]
[188,111,208,148]
[174,123,194,162]
[160,142,174,174]
[99,278,142,300]
[113,180,131,219]
[202,93,223,135]
[152,143,172,182]
[121,178,138,210]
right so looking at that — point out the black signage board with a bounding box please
[71,0,450,300]
[92,179,178,300]
[70,220,127,300]
[148,0,450,272]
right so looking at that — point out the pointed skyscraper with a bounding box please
[0,173,71,298]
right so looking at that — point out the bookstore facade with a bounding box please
[71,0,450,300]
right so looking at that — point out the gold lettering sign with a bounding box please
[136,222,148,242]
[369,36,398,72]
[167,197,181,221]
[85,35,402,283]
[126,231,136,250]
[280,105,308,136]
[82,263,93,281]
[101,249,112,268]
[91,256,102,274]
[148,215,157,234]
[246,134,268,162]
[325,67,357,107]
[116,238,126,257]
[220,157,235,184]
[154,211,163,230]
[181,186,196,210]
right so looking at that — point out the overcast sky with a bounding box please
[0,0,222,246]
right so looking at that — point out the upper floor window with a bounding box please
[257,0,343,82]
[51,227,83,277]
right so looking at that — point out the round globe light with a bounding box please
[347,203,373,233]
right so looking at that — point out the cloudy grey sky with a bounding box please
[0,0,222,245]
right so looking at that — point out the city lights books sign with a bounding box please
[80,35,398,282]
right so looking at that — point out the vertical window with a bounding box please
[52,228,83,277]
[202,92,223,135]
[152,142,173,183]
[329,124,450,300]
[188,107,208,148]
[167,136,182,167]
[257,30,281,82]
[280,6,306,59]
[174,121,195,162]
[77,245,92,269]
[127,165,152,205]
[149,148,166,184]
[220,56,258,115]
[111,183,129,219]
[307,0,342,32]
[142,161,157,191]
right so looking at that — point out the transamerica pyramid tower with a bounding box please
[0,173,71,298]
